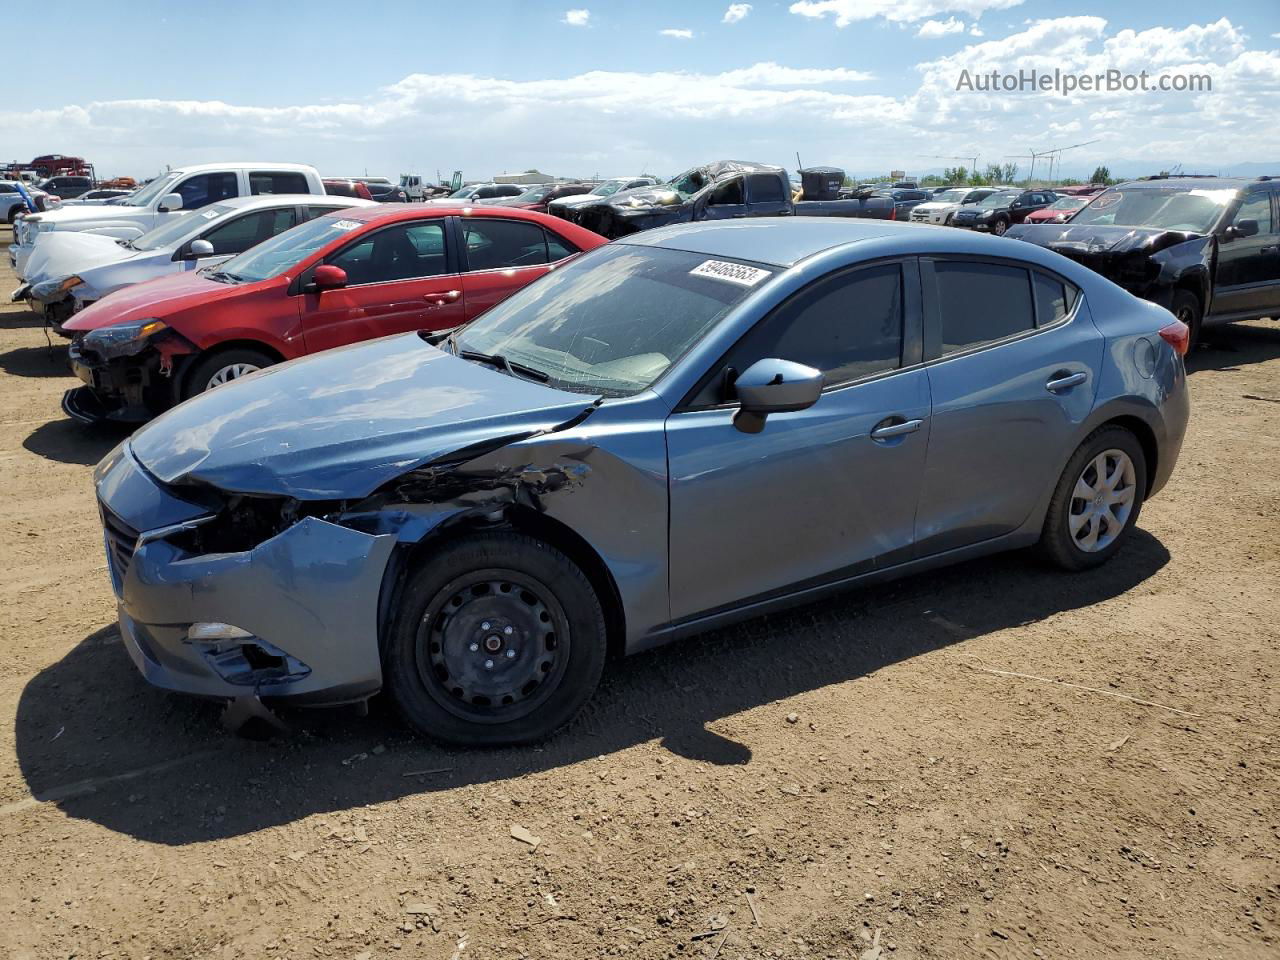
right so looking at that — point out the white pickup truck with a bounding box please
[9,162,325,277]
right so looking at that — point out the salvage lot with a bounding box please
[0,220,1276,958]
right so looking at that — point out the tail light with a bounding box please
[889,206,897,221]
[1158,320,1190,357]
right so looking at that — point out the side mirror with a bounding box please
[732,358,823,434]
[188,238,215,258]
[312,264,348,291]
[1230,218,1260,239]
[158,192,183,212]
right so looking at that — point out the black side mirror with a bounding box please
[1230,218,1260,239]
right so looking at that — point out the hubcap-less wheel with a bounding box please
[204,362,260,390]
[417,571,570,723]
[1068,449,1137,552]
[1175,304,1195,326]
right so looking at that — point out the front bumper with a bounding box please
[64,338,181,424]
[97,444,397,704]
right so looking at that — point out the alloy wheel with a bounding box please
[205,362,261,390]
[1068,449,1137,552]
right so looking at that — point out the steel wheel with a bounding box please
[204,362,261,390]
[1068,449,1137,553]
[416,569,571,723]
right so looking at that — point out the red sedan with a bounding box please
[1024,194,1092,224]
[61,206,606,423]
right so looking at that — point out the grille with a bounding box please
[100,504,139,589]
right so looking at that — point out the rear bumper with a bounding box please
[96,445,397,704]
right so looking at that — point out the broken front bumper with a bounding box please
[64,339,166,424]
[96,444,397,704]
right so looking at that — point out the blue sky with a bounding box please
[9,1,1280,180]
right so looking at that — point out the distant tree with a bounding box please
[1059,177,1082,186]
[1090,165,1112,185]
[1001,162,1019,184]
[983,163,1004,183]
[942,165,969,184]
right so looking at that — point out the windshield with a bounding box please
[449,185,479,199]
[934,189,968,203]
[123,173,181,207]
[515,185,554,203]
[132,203,234,250]
[216,213,359,283]
[454,244,768,397]
[591,180,629,197]
[1048,196,1088,211]
[1067,187,1234,233]
[975,192,1018,211]
[668,168,709,199]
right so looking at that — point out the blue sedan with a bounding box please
[92,218,1190,745]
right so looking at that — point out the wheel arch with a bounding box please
[1095,414,1159,496]
[175,338,287,398]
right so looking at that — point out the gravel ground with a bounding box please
[0,221,1276,959]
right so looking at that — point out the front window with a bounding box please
[214,213,363,283]
[131,203,237,250]
[591,180,627,197]
[668,167,709,199]
[1048,196,1088,212]
[934,189,969,203]
[513,185,555,203]
[454,245,770,397]
[1069,187,1236,233]
[449,186,478,199]
[122,173,181,207]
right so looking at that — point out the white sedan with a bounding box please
[13,194,373,329]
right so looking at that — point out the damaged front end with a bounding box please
[1006,223,1215,312]
[572,188,691,239]
[63,320,197,424]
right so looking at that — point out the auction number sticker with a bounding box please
[330,219,361,231]
[689,259,771,287]
[201,209,221,219]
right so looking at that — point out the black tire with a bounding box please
[385,532,607,746]
[1040,425,1148,571]
[990,216,1009,236]
[1170,289,1203,351]
[8,205,25,224]
[181,347,276,401]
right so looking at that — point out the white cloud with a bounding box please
[790,0,1025,27]
[4,18,1276,182]
[660,28,694,39]
[723,3,752,24]
[917,17,966,38]
[969,25,984,36]
[562,8,589,27]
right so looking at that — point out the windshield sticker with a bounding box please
[689,259,771,287]
[201,209,221,219]
[330,219,361,231]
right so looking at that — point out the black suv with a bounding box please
[951,189,1056,235]
[38,175,94,199]
[1007,176,1280,344]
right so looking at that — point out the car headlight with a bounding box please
[82,318,168,360]
[31,275,82,303]
[37,220,56,233]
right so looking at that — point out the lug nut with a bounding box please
[484,659,494,669]
[504,626,514,635]
[481,621,491,631]
[505,649,516,659]
[469,642,479,652]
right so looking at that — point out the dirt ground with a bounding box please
[0,220,1275,960]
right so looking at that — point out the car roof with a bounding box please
[617,217,1104,275]
[167,162,318,175]
[314,203,567,226]
[1115,176,1265,191]
[215,194,373,211]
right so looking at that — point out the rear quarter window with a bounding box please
[251,172,310,195]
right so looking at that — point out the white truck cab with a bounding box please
[10,162,325,277]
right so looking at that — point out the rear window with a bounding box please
[933,261,1035,354]
[251,171,310,195]
[747,174,787,204]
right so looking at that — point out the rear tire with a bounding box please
[1040,426,1147,571]
[385,532,607,746]
[1171,289,1203,352]
[181,347,276,401]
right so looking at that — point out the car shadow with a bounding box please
[23,417,127,466]
[0,310,50,330]
[0,342,69,377]
[13,531,1170,845]
[1188,319,1280,376]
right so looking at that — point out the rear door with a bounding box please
[699,176,748,221]
[1213,189,1280,320]
[915,258,1100,555]
[456,217,578,319]
[299,218,465,352]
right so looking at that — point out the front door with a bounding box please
[666,259,930,622]
[914,258,1102,555]
[300,219,465,353]
[457,217,573,319]
[1213,189,1280,320]
[698,176,748,221]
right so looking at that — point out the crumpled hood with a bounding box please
[1005,223,1203,256]
[21,231,136,286]
[603,184,685,210]
[128,333,600,500]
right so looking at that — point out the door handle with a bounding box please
[1046,371,1087,393]
[424,289,461,306]
[870,418,924,441]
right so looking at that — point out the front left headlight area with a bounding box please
[30,274,82,304]
[81,318,176,361]
[162,495,344,557]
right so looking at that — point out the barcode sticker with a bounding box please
[689,259,771,287]
[330,219,361,231]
